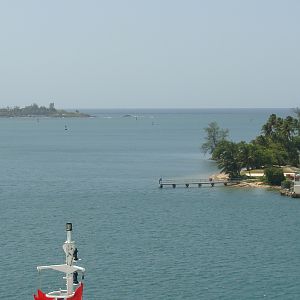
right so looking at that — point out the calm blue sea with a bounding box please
[1,108,300,300]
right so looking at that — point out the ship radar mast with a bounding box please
[34,223,85,299]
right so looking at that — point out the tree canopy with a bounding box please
[201,122,229,155]
[203,111,300,178]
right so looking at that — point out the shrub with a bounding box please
[281,179,292,189]
[264,167,285,186]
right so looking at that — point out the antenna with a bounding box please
[64,223,75,295]
[35,223,85,299]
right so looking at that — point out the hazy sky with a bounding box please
[0,0,299,109]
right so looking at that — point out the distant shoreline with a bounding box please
[0,103,91,118]
[0,114,92,118]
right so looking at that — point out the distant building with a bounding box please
[294,184,300,195]
[293,173,300,195]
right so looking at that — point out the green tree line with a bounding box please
[202,110,300,179]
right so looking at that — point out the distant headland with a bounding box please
[0,103,91,118]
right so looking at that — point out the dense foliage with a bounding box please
[281,179,293,189]
[203,110,300,179]
[264,167,285,186]
[212,140,242,178]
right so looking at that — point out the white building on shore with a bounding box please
[293,173,300,195]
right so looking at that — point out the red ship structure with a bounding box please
[34,223,85,299]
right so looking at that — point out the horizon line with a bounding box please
[68,107,295,110]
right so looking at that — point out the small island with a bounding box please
[0,103,91,118]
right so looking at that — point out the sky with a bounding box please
[0,0,299,109]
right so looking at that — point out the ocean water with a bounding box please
[1,108,300,300]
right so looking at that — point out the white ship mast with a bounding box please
[36,223,85,299]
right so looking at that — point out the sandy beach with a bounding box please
[210,172,281,189]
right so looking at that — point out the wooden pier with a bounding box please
[158,178,240,188]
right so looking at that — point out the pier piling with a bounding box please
[158,178,239,189]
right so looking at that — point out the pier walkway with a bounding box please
[158,178,240,188]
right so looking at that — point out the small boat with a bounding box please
[34,223,85,299]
